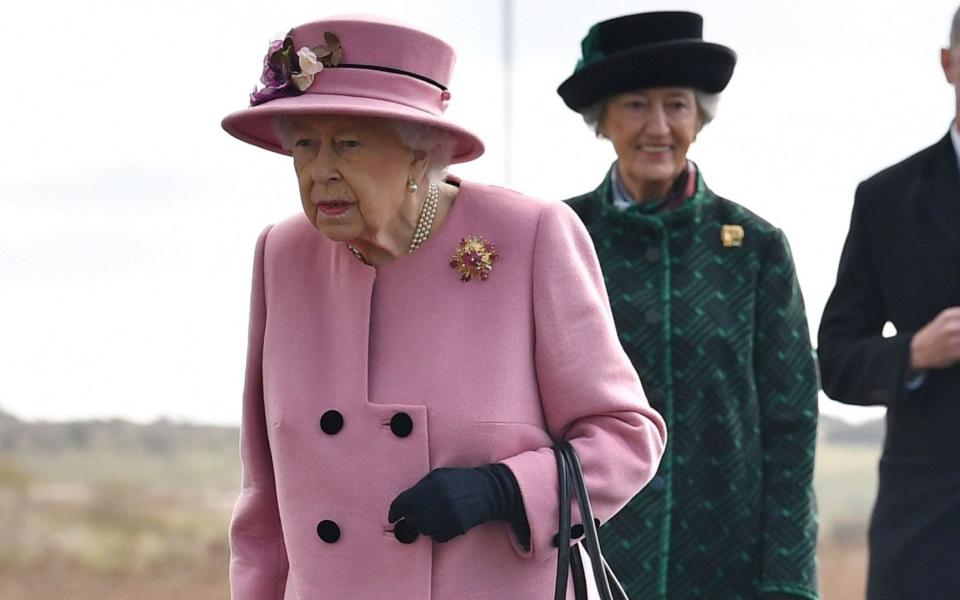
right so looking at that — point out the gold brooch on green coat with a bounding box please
[721,224,744,247]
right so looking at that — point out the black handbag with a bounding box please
[553,441,629,600]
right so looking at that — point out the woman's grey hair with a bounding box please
[388,120,456,184]
[272,115,456,184]
[580,90,721,137]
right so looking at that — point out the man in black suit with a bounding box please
[818,7,960,600]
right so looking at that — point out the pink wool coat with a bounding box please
[230,180,667,600]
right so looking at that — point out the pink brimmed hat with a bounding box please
[222,15,484,163]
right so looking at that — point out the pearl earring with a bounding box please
[407,179,419,193]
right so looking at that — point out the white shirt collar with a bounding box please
[610,162,635,211]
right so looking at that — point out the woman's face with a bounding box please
[289,115,423,243]
[600,88,700,191]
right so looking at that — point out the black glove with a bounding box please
[388,464,529,544]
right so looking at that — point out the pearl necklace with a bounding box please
[408,181,439,253]
[346,181,440,264]
[346,244,367,264]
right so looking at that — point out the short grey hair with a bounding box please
[388,120,456,184]
[951,5,960,48]
[272,115,455,185]
[579,90,721,137]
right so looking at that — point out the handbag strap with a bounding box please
[560,442,615,600]
[557,441,630,600]
[554,444,572,600]
[569,545,589,599]
[603,556,629,600]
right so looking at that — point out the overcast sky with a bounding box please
[2,0,956,424]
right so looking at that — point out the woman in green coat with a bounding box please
[558,12,819,600]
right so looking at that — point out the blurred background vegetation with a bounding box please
[0,408,881,599]
[0,410,236,599]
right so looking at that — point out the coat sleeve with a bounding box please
[499,201,667,559]
[817,184,914,405]
[229,225,289,600]
[753,230,820,600]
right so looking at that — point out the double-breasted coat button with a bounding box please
[320,410,344,435]
[644,247,661,262]
[644,308,661,324]
[390,412,414,438]
[316,520,341,543]
[393,518,419,544]
[551,523,589,547]
[649,475,666,492]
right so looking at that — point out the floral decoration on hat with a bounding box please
[450,236,499,282]
[250,31,343,106]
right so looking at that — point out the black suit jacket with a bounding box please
[818,133,960,600]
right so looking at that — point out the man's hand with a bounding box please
[910,307,960,370]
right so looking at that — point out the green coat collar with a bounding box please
[586,163,712,228]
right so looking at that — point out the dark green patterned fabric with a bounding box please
[566,167,819,600]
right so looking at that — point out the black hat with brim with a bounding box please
[558,12,736,112]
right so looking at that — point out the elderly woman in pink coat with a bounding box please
[221,15,666,600]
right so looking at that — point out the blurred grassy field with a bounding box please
[0,414,881,599]
[814,441,880,600]
[0,417,237,600]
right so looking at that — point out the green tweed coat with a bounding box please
[566,168,819,600]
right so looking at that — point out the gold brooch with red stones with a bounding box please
[450,236,499,282]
